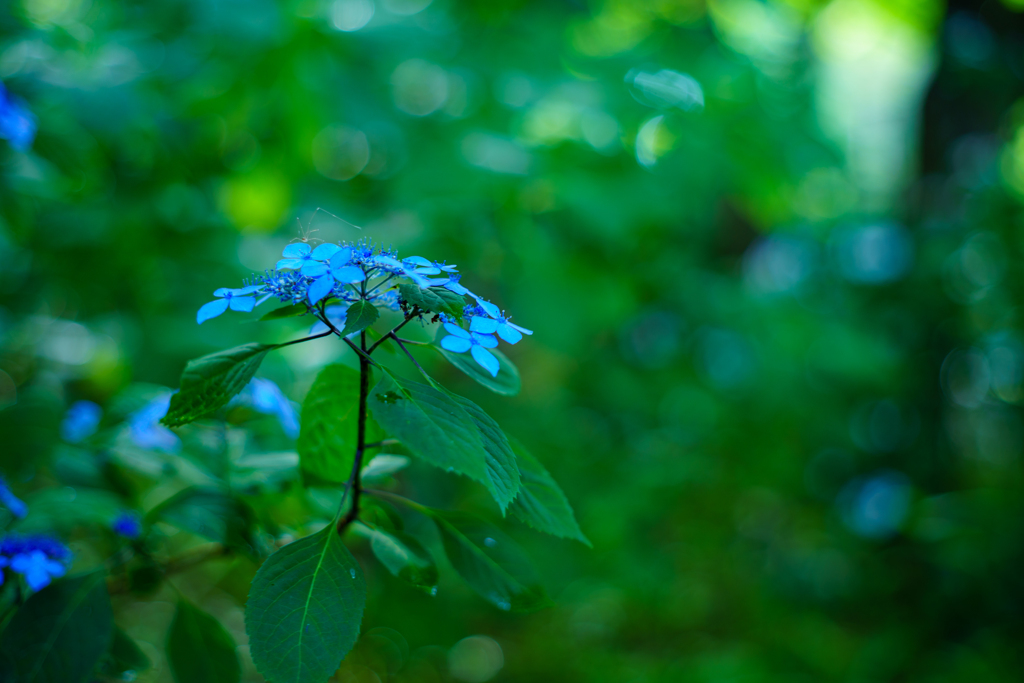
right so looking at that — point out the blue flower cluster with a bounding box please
[231,377,300,438]
[0,534,71,591]
[0,83,35,151]
[197,239,532,377]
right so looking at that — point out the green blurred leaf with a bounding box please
[367,369,488,489]
[298,364,366,483]
[398,284,465,320]
[442,388,520,514]
[259,303,308,321]
[167,600,240,683]
[433,511,552,613]
[339,299,380,336]
[361,454,410,483]
[354,522,438,591]
[0,572,113,683]
[436,345,521,396]
[509,439,590,546]
[102,626,151,676]
[230,451,299,490]
[246,524,366,683]
[146,487,256,557]
[163,343,278,427]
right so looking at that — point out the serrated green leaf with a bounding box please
[441,389,520,513]
[436,346,521,396]
[146,487,256,557]
[298,365,361,483]
[163,343,278,427]
[167,600,240,683]
[0,572,113,683]
[367,370,488,488]
[102,626,151,676]
[398,284,465,320]
[508,439,590,546]
[354,522,438,590]
[433,511,552,613]
[339,299,380,336]
[246,524,366,683]
[260,303,308,321]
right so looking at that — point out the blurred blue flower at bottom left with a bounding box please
[0,83,36,151]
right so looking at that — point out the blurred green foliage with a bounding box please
[3,0,1024,680]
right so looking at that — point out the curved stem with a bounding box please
[392,333,431,381]
[367,310,419,354]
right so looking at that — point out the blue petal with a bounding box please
[496,323,522,344]
[229,296,256,312]
[471,346,500,377]
[441,336,472,353]
[311,243,342,261]
[507,321,533,336]
[301,261,330,277]
[472,332,498,348]
[276,258,305,270]
[282,243,311,258]
[197,299,229,324]
[255,293,273,306]
[330,248,355,267]
[470,317,498,334]
[414,266,442,275]
[332,265,365,283]
[307,276,335,305]
[212,288,232,297]
[235,285,261,295]
[403,256,432,267]
[443,322,471,338]
[445,281,469,295]
[476,299,501,318]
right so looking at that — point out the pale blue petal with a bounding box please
[311,243,342,261]
[276,258,304,270]
[307,276,334,305]
[441,336,472,353]
[404,256,432,267]
[472,332,498,348]
[496,323,522,345]
[235,285,261,295]
[330,248,355,267]
[332,265,365,283]
[440,264,459,272]
[282,243,311,258]
[213,288,232,297]
[424,277,451,287]
[414,266,442,275]
[507,321,533,336]
[443,322,471,338]
[476,299,501,318]
[471,346,500,377]
[470,317,498,334]
[301,261,330,277]
[309,320,329,335]
[445,281,469,295]
[229,296,256,312]
[197,299,229,324]
[255,293,273,306]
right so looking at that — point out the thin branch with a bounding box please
[367,311,419,354]
[276,329,333,348]
[392,334,431,381]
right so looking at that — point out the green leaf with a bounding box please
[146,487,256,557]
[0,572,113,683]
[297,365,361,483]
[167,600,240,683]
[102,626,151,676]
[246,524,366,683]
[368,370,488,487]
[398,284,465,320]
[509,439,590,546]
[441,389,520,514]
[260,303,308,321]
[360,454,410,483]
[354,522,438,591]
[436,346,521,396]
[433,511,552,613]
[163,343,278,427]
[339,299,380,336]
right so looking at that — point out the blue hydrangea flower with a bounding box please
[0,478,27,519]
[307,248,367,305]
[469,313,534,345]
[309,304,349,335]
[276,243,340,276]
[232,377,300,438]
[0,535,71,591]
[112,511,142,539]
[61,400,103,443]
[128,393,179,452]
[0,83,36,152]
[197,286,261,324]
[440,322,500,376]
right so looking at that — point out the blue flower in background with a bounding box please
[128,393,179,452]
[0,478,27,519]
[469,313,533,345]
[112,511,142,539]
[197,286,261,324]
[0,534,71,591]
[276,243,340,276]
[310,304,350,335]
[440,322,500,376]
[0,83,36,151]
[232,377,300,438]
[61,400,103,443]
